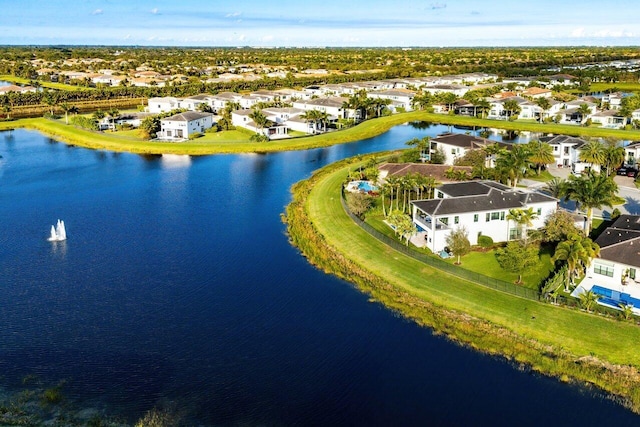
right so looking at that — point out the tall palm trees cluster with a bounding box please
[340,89,391,124]
[378,173,439,217]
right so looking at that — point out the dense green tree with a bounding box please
[542,209,584,243]
[445,226,471,265]
[495,241,539,284]
[578,139,605,168]
[506,207,538,243]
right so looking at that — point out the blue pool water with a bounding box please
[591,285,640,307]
[357,180,378,192]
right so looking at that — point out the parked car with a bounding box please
[617,167,636,176]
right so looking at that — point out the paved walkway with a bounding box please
[526,165,640,218]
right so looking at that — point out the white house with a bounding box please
[368,89,416,112]
[624,141,640,166]
[429,133,506,165]
[180,94,215,111]
[422,84,469,97]
[158,111,214,141]
[575,215,640,314]
[601,92,624,110]
[148,97,181,114]
[539,135,587,168]
[292,97,352,121]
[411,181,557,253]
[590,110,627,129]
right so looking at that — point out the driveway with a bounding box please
[538,165,640,218]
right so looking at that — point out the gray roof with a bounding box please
[431,133,504,150]
[593,215,640,268]
[539,135,588,148]
[412,181,556,216]
[161,111,213,122]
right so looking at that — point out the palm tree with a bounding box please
[578,139,605,169]
[602,142,626,176]
[502,99,521,120]
[579,290,600,312]
[619,303,634,321]
[506,207,538,243]
[577,103,591,125]
[495,144,531,188]
[249,108,269,137]
[542,177,566,198]
[107,108,119,131]
[2,103,11,120]
[535,97,551,122]
[527,140,555,175]
[42,91,56,115]
[385,175,402,212]
[551,233,600,291]
[561,171,618,234]
[60,102,72,124]
[474,99,491,118]
[411,93,433,111]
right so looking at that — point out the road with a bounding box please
[523,165,640,219]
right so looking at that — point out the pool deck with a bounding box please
[573,277,640,315]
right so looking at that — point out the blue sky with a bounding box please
[2,0,640,47]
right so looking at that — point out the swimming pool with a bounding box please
[591,285,640,308]
[347,180,378,193]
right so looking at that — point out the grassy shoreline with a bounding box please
[3,111,640,155]
[285,153,640,414]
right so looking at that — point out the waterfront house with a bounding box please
[411,180,557,253]
[576,215,640,313]
[422,84,469,97]
[591,110,627,129]
[148,96,181,114]
[158,111,214,141]
[429,133,508,166]
[368,89,416,112]
[539,135,587,168]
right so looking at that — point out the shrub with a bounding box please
[477,235,494,248]
[188,132,204,140]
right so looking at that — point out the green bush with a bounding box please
[188,132,204,140]
[477,235,494,248]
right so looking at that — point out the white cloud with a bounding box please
[226,12,241,18]
[151,8,159,15]
[570,28,585,37]
[123,34,131,40]
[570,27,634,39]
[92,9,103,15]
[261,35,274,42]
[238,34,246,42]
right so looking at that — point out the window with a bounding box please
[474,214,479,222]
[500,211,505,221]
[486,213,490,222]
[537,208,542,216]
[509,228,521,240]
[630,268,637,280]
[594,263,614,277]
[491,212,500,220]
[441,217,449,225]
[454,216,459,224]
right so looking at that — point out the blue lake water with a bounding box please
[0,124,638,425]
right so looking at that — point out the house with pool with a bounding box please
[410,181,557,253]
[574,215,640,314]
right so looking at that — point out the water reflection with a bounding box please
[49,240,67,258]
[161,154,191,168]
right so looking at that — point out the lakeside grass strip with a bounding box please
[3,111,640,155]
[285,154,640,413]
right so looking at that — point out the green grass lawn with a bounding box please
[306,159,640,368]
[454,246,554,290]
[588,82,640,93]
